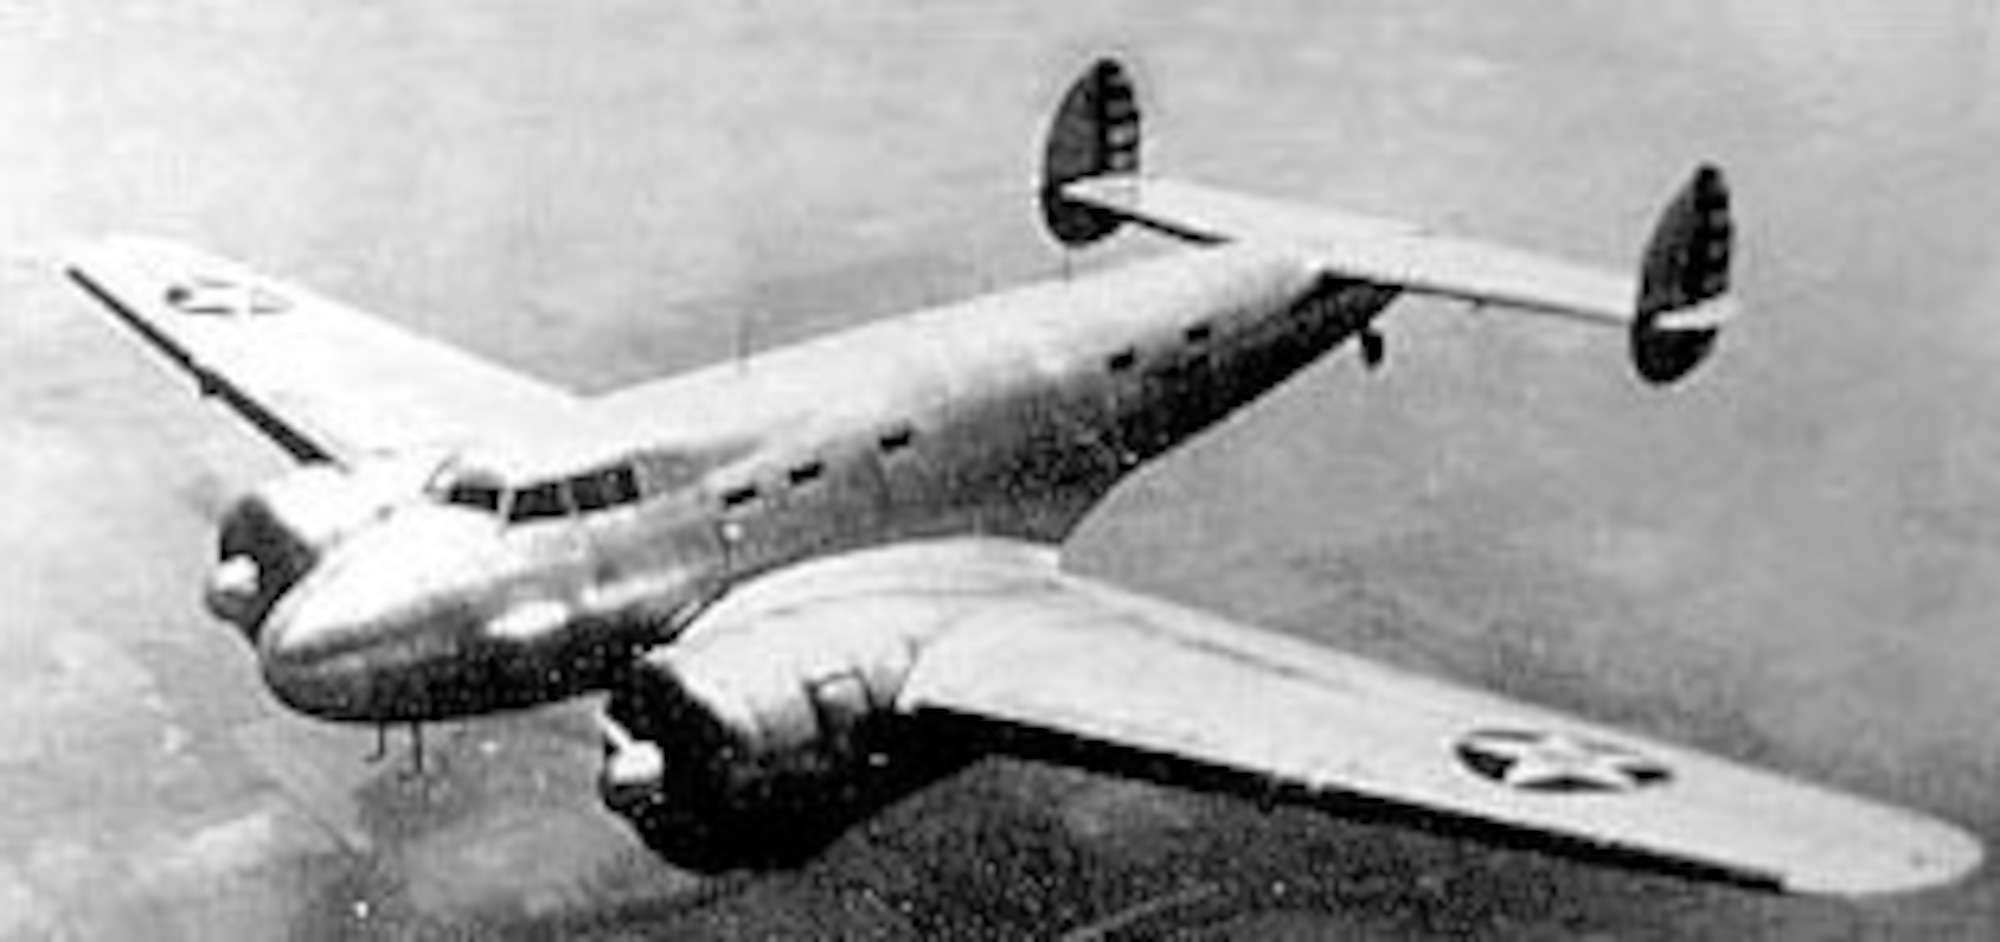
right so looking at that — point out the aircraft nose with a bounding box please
[259,577,400,721]
[256,512,485,722]
[261,570,479,721]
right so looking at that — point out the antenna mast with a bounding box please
[734,304,755,373]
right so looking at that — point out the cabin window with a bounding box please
[429,463,507,516]
[788,460,825,487]
[603,464,640,504]
[720,484,759,509]
[445,481,503,514]
[878,425,915,454]
[571,463,640,512]
[1107,348,1137,372]
[571,472,610,512]
[508,481,569,522]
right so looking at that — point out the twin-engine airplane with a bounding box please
[64,59,1980,895]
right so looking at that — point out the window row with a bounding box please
[1104,319,1214,374]
[715,423,916,512]
[442,463,642,524]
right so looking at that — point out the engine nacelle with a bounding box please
[207,458,436,637]
[597,610,976,872]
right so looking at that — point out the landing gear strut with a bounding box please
[365,722,428,776]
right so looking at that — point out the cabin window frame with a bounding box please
[570,463,641,513]
[719,483,760,510]
[427,462,507,517]
[787,458,826,487]
[507,480,572,523]
[445,481,504,514]
[878,423,916,455]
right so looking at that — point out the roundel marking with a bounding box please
[1454,727,1674,794]
[164,276,290,317]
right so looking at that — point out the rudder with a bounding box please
[1631,164,1734,384]
[1041,58,1141,247]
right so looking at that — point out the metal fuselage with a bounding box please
[254,245,1398,722]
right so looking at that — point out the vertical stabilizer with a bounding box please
[1631,165,1733,384]
[1041,59,1141,247]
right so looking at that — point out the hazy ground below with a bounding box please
[4,2,2000,938]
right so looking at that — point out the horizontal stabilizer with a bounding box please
[1061,171,1739,383]
[1039,57,1739,384]
[1066,175,1641,322]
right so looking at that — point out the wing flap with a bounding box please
[66,236,590,464]
[902,569,1980,896]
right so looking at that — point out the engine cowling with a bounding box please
[207,458,436,638]
[596,612,977,872]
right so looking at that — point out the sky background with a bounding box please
[3,1,1999,938]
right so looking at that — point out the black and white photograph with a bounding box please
[2,2,1998,938]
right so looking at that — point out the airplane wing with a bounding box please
[680,539,1979,896]
[63,235,590,465]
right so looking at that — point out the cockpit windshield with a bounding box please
[428,457,644,523]
[443,476,504,513]
[570,464,639,512]
[508,481,569,522]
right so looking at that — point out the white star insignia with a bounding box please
[1456,728,1673,794]
[164,277,290,317]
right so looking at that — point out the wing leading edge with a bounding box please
[65,236,591,465]
[746,540,1981,897]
